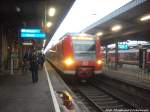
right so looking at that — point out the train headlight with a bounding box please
[64,58,74,66]
[97,60,102,65]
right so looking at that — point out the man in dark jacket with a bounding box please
[38,53,45,69]
[29,52,39,83]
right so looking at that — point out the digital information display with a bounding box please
[118,44,129,50]
[20,28,46,38]
[21,29,41,33]
[21,33,46,38]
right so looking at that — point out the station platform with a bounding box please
[103,65,150,90]
[0,69,55,112]
[0,62,83,112]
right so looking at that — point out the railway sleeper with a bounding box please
[88,95,109,99]
[100,104,124,110]
[82,90,104,93]
[85,93,101,96]
[95,100,118,105]
[93,97,114,101]
[87,97,114,102]
[89,94,108,98]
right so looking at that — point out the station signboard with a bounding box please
[118,44,129,50]
[20,28,46,39]
[21,29,41,33]
[22,42,33,46]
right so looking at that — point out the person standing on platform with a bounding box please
[23,53,28,71]
[29,52,39,83]
[40,54,45,69]
[38,53,45,69]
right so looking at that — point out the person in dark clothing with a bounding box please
[23,53,28,71]
[38,53,45,69]
[29,52,39,83]
[41,54,45,69]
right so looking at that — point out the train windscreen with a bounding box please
[73,39,96,60]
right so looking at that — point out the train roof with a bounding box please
[59,32,96,40]
[69,32,96,37]
[49,33,97,48]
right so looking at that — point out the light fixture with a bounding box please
[16,6,21,12]
[43,39,46,47]
[111,25,122,32]
[22,42,33,46]
[96,32,103,36]
[46,22,52,28]
[48,7,56,17]
[140,14,150,21]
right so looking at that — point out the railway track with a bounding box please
[71,84,134,112]
[95,75,150,109]
[48,61,150,111]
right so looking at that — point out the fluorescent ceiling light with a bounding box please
[96,32,103,36]
[47,22,52,27]
[140,14,150,21]
[48,7,56,17]
[16,6,21,12]
[111,25,122,32]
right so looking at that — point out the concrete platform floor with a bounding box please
[0,70,55,112]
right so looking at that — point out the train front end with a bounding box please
[63,34,103,78]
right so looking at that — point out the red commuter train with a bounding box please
[46,33,103,78]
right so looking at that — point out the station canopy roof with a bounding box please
[82,0,150,45]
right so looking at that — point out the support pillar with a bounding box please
[105,45,108,65]
[1,25,8,70]
[0,27,2,70]
[115,42,118,70]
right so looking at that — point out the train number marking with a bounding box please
[82,61,88,66]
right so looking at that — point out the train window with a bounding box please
[72,40,96,60]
